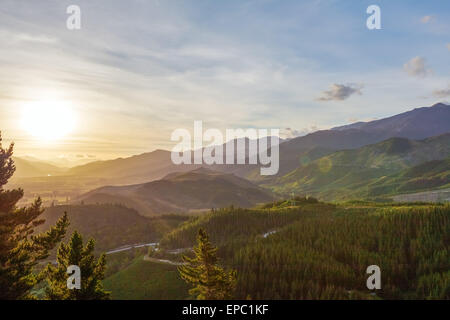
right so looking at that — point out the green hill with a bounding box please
[103,256,189,300]
[270,134,450,200]
[365,158,450,197]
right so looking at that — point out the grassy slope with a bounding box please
[269,134,450,200]
[365,158,450,197]
[103,256,189,300]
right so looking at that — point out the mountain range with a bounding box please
[332,102,450,139]
[12,157,66,178]
[69,102,450,182]
[10,102,450,208]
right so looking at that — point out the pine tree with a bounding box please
[44,230,110,300]
[0,133,68,299]
[178,228,236,299]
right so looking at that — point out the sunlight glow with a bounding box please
[21,100,76,141]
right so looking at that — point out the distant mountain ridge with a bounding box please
[266,102,450,177]
[11,157,66,178]
[332,103,450,139]
[10,103,450,206]
[58,103,450,185]
[66,149,190,185]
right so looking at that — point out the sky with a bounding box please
[0,0,449,164]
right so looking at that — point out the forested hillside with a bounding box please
[160,201,450,299]
[37,204,188,251]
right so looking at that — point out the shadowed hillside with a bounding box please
[77,168,274,215]
[36,204,188,251]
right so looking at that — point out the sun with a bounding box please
[21,100,76,141]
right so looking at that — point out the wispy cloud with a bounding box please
[16,33,58,44]
[317,83,363,101]
[280,125,321,139]
[1,0,449,159]
[403,56,432,77]
[420,15,434,24]
[433,86,450,98]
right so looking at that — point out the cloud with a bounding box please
[1,1,448,158]
[403,56,432,77]
[280,126,320,139]
[280,127,302,139]
[447,43,450,51]
[76,154,97,159]
[420,15,434,24]
[433,86,450,98]
[317,83,363,101]
[16,33,57,44]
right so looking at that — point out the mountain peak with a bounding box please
[330,102,450,140]
[430,102,449,108]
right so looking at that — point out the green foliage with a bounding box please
[0,133,68,299]
[103,257,190,300]
[260,196,319,209]
[270,134,450,201]
[105,247,147,277]
[44,231,110,300]
[160,204,334,250]
[179,229,236,300]
[365,158,450,197]
[231,204,449,299]
[40,205,188,252]
[164,202,449,299]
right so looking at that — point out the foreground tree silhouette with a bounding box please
[0,133,68,299]
[178,228,236,299]
[44,231,110,300]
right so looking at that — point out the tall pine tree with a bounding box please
[44,230,110,300]
[178,228,236,299]
[0,132,68,299]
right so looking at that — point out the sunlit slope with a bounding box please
[103,258,189,300]
[272,134,450,200]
